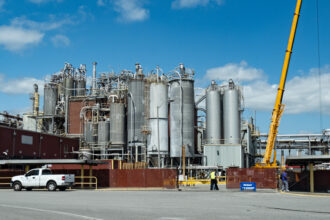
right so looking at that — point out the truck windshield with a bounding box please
[42,170,52,175]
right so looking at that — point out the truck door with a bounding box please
[24,169,40,187]
[39,169,52,187]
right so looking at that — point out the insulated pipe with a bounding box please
[33,84,39,116]
[92,62,97,95]
[65,96,69,134]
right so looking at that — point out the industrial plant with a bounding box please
[0,0,329,193]
[1,60,329,169]
[6,62,252,170]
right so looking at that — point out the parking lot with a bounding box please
[0,188,329,220]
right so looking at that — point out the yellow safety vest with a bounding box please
[210,172,216,179]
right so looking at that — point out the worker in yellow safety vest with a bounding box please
[210,170,219,191]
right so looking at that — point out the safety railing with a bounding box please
[179,176,226,186]
[0,177,11,186]
[75,176,98,190]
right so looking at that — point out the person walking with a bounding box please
[281,170,289,192]
[210,170,219,191]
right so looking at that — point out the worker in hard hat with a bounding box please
[210,170,219,191]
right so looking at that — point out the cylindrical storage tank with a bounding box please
[206,88,222,144]
[148,82,168,155]
[127,79,145,144]
[65,77,74,97]
[169,79,195,158]
[84,121,95,144]
[76,79,86,96]
[223,81,241,144]
[98,120,110,145]
[43,83,58,116]
[98,120,110,159]
[110,103,126,146]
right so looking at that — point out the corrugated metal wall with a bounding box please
[0,126,79,159]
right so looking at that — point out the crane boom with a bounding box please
[257,0,302,167]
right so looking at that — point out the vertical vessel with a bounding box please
[223,80,241,144]
[206,81,222,144]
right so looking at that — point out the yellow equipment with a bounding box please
[255,0,302,168]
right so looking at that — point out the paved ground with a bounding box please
[0,187,329,220]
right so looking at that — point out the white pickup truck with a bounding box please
[11,168,74,191]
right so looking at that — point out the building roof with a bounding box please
[0,159,106,165]
[286,155,330,166]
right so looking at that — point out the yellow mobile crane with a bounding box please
[255,0,302,168]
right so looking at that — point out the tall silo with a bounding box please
[169,78,195,158]
[110,103,126,147]
[76,79,86,96]
[65,76,74,97]
[76,64,87,96]
[148,80,168,155]
[206,82,222,144]
[44,83,58,116]
[98,120,110,158]
[223,80,241,144]
[127,77,145,144]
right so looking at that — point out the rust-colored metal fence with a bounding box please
[109,169,177,188]
[226,168,278,189]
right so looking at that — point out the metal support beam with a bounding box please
[25,165,30,173]
[182,145,186,178]
[81,164,84,189]
[309,162,314,193]
[89,165,92,188]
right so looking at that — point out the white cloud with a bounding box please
[28,0,48,3]
[51,34,70,47]
[28,0,63,4]
[0,26,44,51]
[10,16,74,31]
[97,0,106,6]
[243,66,330,115]
[0,0,5,10]
[0,74,45,95]
[172,0,224,9]
[205,61,264,82]
[204,63,330,115]
[0,15,75,52]
[114,0,149,22]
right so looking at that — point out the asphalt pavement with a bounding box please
[0,187,329,220]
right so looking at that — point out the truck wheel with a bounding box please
[59,187,66,191]
[13,182,22,191]
[47,181,57,191]
[26,188,32,191]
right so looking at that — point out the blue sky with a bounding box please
[0,0,329,134]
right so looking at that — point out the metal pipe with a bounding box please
[33,84,39,116]
[128,92,136,144]
[64,96,69,134]
[157,106,160,168]
[92,62,97,95]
